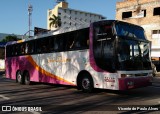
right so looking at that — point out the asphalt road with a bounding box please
[0,72,160,114]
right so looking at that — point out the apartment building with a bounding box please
[47,1,105,30]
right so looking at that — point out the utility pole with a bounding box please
[28,4,33,38]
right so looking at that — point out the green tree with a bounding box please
[49,14,61,29]
[0,35,20,42]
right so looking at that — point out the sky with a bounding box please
[0,0,117,35]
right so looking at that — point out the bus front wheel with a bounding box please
[80,75,93,93]
[16,71,24,84]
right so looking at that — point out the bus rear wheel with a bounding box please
[80,75,93,93]
[24,71,30,85]
[16,71,24,84]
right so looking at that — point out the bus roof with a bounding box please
[33,24,89,39]
[6,20,144,46]
[6,24,89,46]
[92,20,144,30]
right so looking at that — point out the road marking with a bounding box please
[0,95,10,100]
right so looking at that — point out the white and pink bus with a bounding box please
[5,20,153,92]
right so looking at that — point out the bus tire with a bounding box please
[24,71,30,85]
[16,71,24,84]
[80,74,94,93]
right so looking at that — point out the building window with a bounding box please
[141,10,146,17]
[152,30,160,39]
[122,11,132,19]
[128,9,146,18]
[58,12,61,15]
[153,7,160,15]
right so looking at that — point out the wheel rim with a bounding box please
[82,78,90,90]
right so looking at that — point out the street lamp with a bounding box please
[28,4,33,38]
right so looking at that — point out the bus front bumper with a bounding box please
[118,76,153,90]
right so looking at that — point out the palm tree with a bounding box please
[0,35,20,42]
[49,14,61,29]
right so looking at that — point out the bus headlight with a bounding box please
[121,74,134,78]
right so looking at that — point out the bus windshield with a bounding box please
[117,38,151,70]
[115,23,146,40]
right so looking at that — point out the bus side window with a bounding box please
[41,38,49,53]
[36,39,41,53]
[25,43,29,54]
[49,36,60,52]
[72,29,89,49]
[54,37,59,51]
[20,43,25,55]
[49,36,55,52]
[15,45,19,55]
[54,35,64,52]
[11,45,15,56]
[59,35,64,51]
[30,42,35,53]
[6,45,12,57]
[25,42,34,54]
[42,43,47,52]
[66,33,74,50]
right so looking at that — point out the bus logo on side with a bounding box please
[105,77,115,82]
